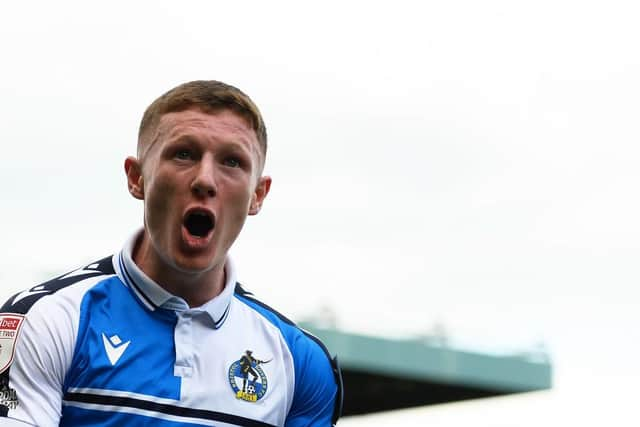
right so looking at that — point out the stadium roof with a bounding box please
[300,322,552,416]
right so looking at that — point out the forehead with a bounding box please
[158,108,258,146]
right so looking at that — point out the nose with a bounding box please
[191,157,217,198]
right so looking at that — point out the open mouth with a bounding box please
[184,211,215,238]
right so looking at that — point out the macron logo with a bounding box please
[102,333,131,366]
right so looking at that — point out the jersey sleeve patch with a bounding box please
[0,314,25,412]
[0,314,25,375]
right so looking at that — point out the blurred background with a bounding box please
[1,1,639,424]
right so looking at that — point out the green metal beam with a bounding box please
[301,323,552,392]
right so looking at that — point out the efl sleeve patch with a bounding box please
[0,314,26,375]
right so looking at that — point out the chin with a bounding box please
[176,259,218,275]
[167,250,219,274]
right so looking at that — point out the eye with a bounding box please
[175,149,192,160]
[223,157,241,168]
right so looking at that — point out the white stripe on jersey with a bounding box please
[66,387,181,405]
[61,401,231,427]
[63,387,273,427]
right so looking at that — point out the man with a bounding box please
[238,350,269,395]
[0,80,342,426]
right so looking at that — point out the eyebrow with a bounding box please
[166,133,253,152]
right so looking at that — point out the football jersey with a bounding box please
[0,232,342,427]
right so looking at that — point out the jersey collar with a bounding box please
[113,229,235,329]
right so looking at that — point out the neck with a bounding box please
[132,234,226,308]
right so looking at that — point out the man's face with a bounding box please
[126,108,270,275]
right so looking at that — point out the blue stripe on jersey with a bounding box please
[233,292,338,427]
[62,276,182,403]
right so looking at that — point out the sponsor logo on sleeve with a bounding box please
[0,377,18,411]
[0,314,25,375]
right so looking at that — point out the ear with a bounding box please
[124,156,145,200]
[249,176,272,215]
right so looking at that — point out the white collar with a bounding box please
[113,229,236,329]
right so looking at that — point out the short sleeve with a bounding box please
[285,337,342,427]
[1,295,77,427]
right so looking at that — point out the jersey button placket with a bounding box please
[174,311,194,378]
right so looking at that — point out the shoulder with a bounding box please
[0,255,118,362]
[0,256,118,422]
[1,255,118,365]
[233,283,330,359]
[1,256,116,315]
[233,283,343,426]
[0,256,118,365]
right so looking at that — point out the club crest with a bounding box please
[227,350,270,402]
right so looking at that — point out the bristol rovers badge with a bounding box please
[228,350,270,402]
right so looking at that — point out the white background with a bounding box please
[1,1,638,424]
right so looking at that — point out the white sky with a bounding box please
[1,0,639,423]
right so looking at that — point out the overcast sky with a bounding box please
[1,1,639,423]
